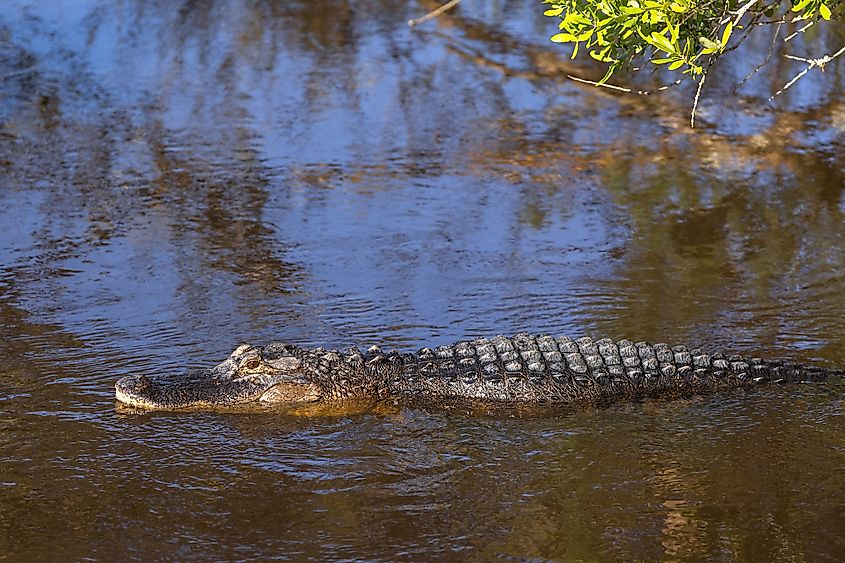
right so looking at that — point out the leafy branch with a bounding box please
[542,0,842,124]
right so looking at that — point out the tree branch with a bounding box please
[690,75,705,127]
[770,44,845,100]
[734,20,783,91]
[408,0,463,27]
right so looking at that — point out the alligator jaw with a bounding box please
[258,380,322,403]
[115,374,167,409]
[114,344,321,410]
[114,375,153,408]
[114,371,222,410]
[115,372,322,410]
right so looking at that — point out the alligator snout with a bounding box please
[116,374,147,392]
[115,375,153,407]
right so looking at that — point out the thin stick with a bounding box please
[408,0,463,27]
[690,71,708,127]
[725,0,759,25]
[567,74,682,94]
[770,44,845,100]
[784,20,815,43]
[735,20,783,91]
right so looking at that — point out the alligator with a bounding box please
[113,333,845,411]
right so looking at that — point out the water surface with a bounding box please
[1,0,844,560]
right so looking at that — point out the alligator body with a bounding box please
[114,333,843,411]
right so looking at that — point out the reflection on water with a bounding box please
[1,0,844,559]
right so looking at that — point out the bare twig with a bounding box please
[770,44,845,100]
[408,0,463,27]
[690,71,708,127]
[752,17,791,24]
[725,0,759,24]
[567,74,682,95]
[735,20,783,91]
[784,20,815,42]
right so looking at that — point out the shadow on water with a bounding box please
[1,0,844,559]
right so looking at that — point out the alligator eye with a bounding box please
[244,358,261,370]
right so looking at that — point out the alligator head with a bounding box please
[114,343,321,410]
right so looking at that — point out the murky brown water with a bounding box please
[2,0,844,560]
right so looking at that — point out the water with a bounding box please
[1,0,844,559]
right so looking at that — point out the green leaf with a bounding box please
[565,29,593,42]
[791,0,812,11]
[651,57,674,64]
[596,62,620,85]
[551,32,576,42]
[819,3,832,19]
[720,21,733,49]
[669,23,679,44]
[669,2,687,12]
[590,47,616,62]
[564,12,593,26]
[544,7,565,16]
[699,37,720,50]
[650,31,675,53]
[668,59,685,70]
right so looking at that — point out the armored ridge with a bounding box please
[114,333,844,411]
[390,334,840,407]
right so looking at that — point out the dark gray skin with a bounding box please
[114,334,843,411]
